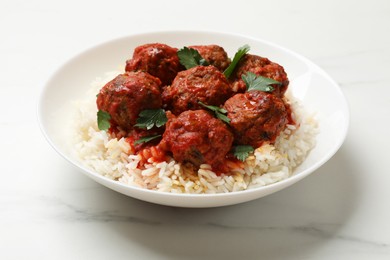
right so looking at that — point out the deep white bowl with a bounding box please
[37,31,349,208]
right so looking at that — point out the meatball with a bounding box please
[224,91,288,147]
[188,44,231,71]
[96,71,162,131]
[160,110,234,169]
[162,65,233,115]
[230,54,289,96]
[125,43,183,86]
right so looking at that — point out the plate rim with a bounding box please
[37,30,350,206]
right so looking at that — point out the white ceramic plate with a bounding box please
[38,31,349,208]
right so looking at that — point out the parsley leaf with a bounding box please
[198,101,230,124]
[233,145,254,162]
[134,135,162,145]
[135,109,167,130]
[242,72,281,92]
[177,47,209,69]
[223,44,250,79]
[97,110,111,131]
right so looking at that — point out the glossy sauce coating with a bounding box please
[97,71,162,131]
[230,54,289,96]
[224,90,288,147]
[125,43,184,86]
[159,110,234,169]
[162,65,233,115]
[188,45,231,72]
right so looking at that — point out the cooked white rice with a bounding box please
[71,71,318,194]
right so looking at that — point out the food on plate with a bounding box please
[224,90,288,147]
[188,44,231,71]
[96,71,162,131]
[125,43,184,86]
[73,43,318,194]
[160,110,234,169]
[162,65,233,115]
[230,54,289,95]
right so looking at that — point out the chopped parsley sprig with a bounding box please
[134,135,162,145]
[177,47,209,69]
[242,72,281,92]
[97,110,111,131]
[233,145,254,162]
[198,101,230,124]
[135,109,167,130]
[223,44,250,78]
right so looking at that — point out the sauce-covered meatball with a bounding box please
[188,44,231,72]
[96,71,162,131]
[125,43,183,86]
[160,110,234,169]
[224,91,288,147]
[162,65,233,115]
[231,54,289,96]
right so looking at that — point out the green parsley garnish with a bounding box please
[223,44,250,78]
[177,47,209,69]
[134,109,167,130]
[97,110,111,131]
[198,101,230,124]
[242,72,280,92]
[134,135,162,145]
[233,145,254,162]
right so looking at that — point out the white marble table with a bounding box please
[1,0,389,259]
